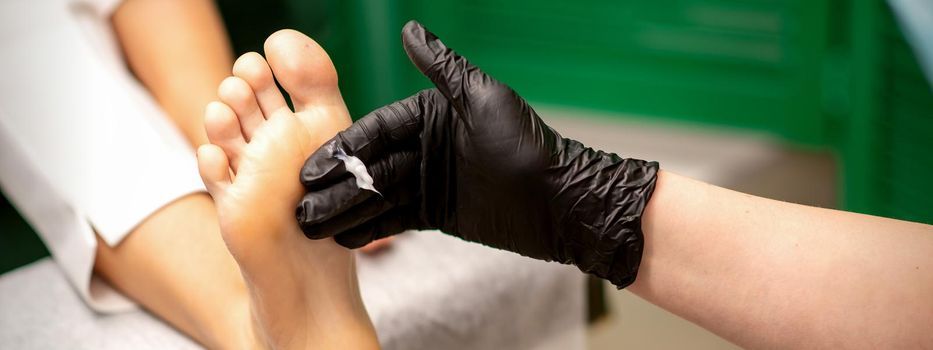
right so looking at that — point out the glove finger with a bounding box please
[297,175,367,238]
[300,169,420,240]
[297,150,421,230]
[299,139,348,189]
[333,207,420,249]
[300,90,441,187]
[301,193,400,240]
[401,20,487,115]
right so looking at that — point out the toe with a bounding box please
[197,144,232,198]
[233,52,289,117]
[263,29,343,112]
[218,77,265,140]
[204,101,246,171]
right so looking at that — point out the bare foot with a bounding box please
[197,30,378,349]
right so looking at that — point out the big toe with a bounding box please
[263,29,344,112]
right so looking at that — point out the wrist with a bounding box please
[553,138,659,288]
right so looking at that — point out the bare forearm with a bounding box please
[112,0,233,146]
[630,171,933,348]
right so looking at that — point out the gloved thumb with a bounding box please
[401,20,485,116]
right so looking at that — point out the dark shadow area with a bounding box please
[0,193,48,274]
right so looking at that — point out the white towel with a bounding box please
[0,231,586,349]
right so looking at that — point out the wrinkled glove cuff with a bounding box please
[579,159,659,289]
[556,139,659,289]
[601,158,658,288]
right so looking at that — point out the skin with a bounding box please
[196,30,378,349]
[112,0,232,147]
[96,1,378,348]
[631,171,933,348]
[96,1,255,348]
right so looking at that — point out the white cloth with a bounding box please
[0,232,586,350]
[889,0,933,87]
[359,231,585,350]
[0,0,205,312]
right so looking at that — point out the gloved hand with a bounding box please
[297,20,659,288]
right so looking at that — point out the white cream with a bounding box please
[332,143,382,196]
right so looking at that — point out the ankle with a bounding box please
[198,293,267,350]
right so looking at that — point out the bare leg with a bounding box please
[95,3,256,347]
[93,195,257,348]
[197,30,378,349]
[113,0,233,147]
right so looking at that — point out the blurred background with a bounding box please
[2,0,931,348]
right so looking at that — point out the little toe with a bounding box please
[204,101,246,171]
[197,144,232,199]
[233,52,289,117]
[263,29,344,112]
[217,76,264,140]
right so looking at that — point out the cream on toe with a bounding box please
[197,30,377,350]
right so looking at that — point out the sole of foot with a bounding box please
[197,29,378,349]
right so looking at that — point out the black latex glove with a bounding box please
[297,20,659,288]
